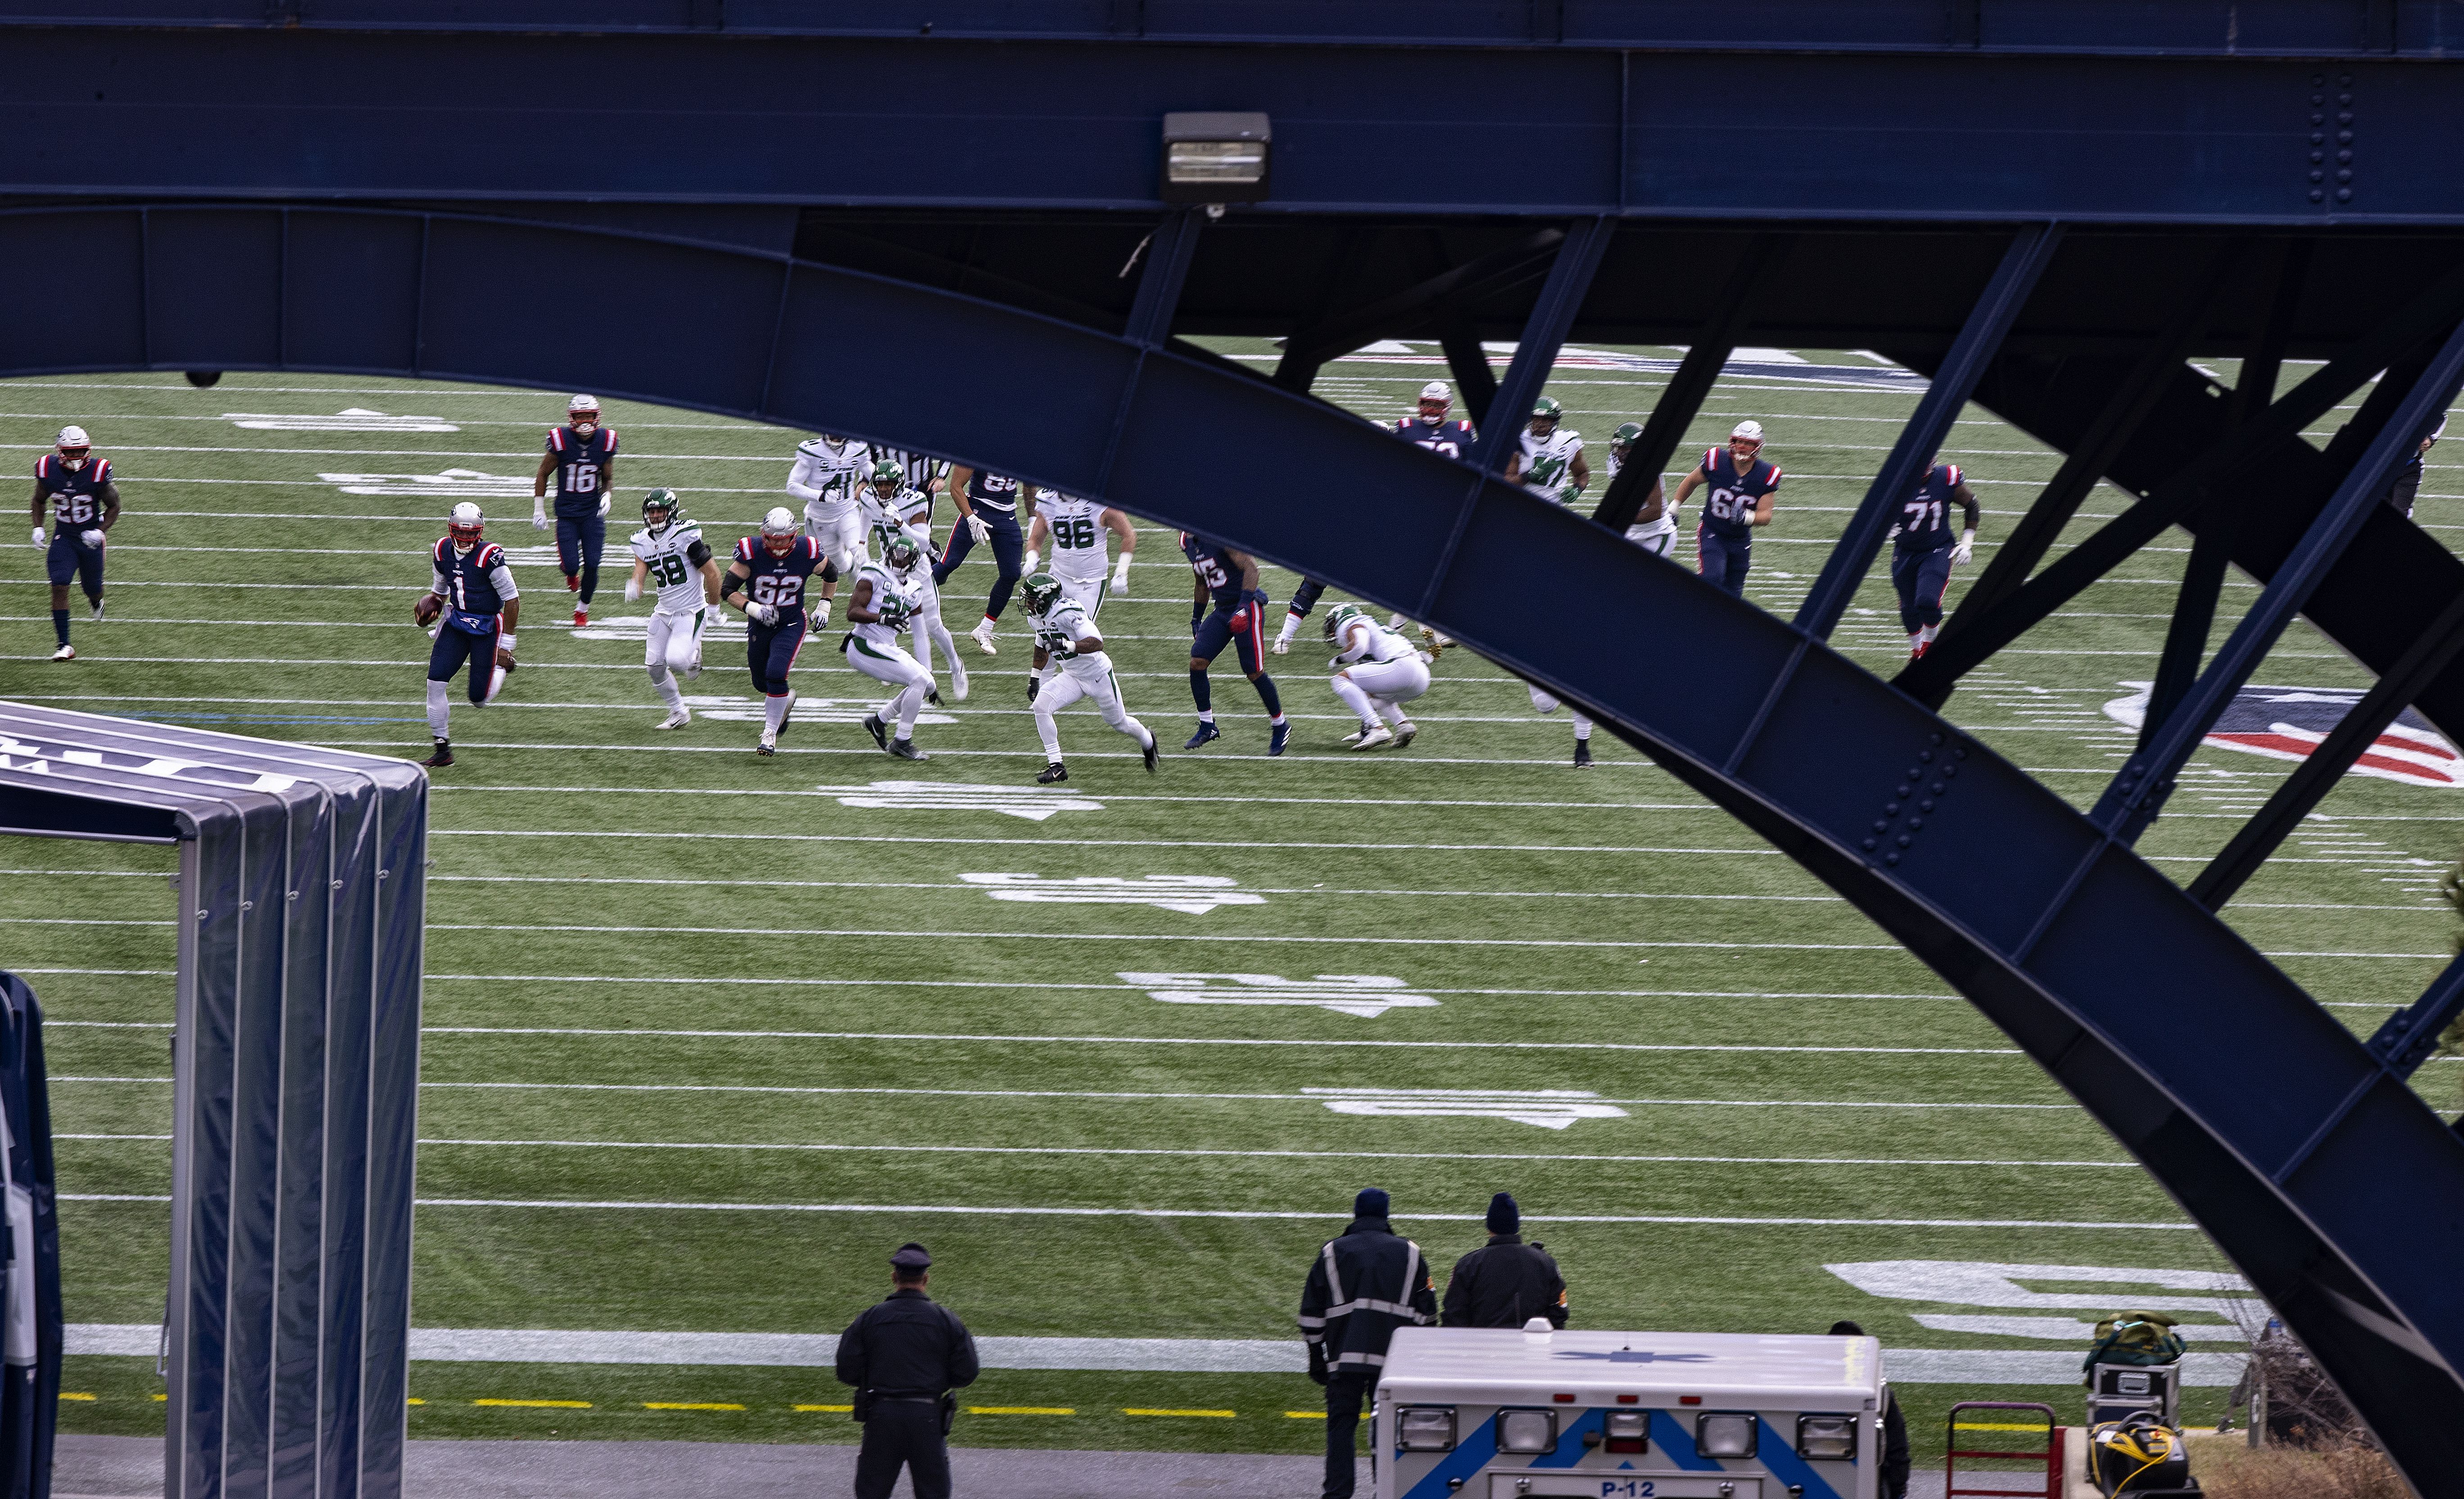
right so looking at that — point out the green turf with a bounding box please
[3,349,2455,1453]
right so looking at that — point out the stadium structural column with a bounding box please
[1590,232,1793,533]
[1091,206,1204,489]
[1896,258,2464,703]
[1916,241,2251,687]
[1423,215,1611,616]
[1273,228,1564,392]
[2370,952,2464,1080]
[2189,589,2464,909]
[2091,315,2464,840]
[1794,223,2061,640]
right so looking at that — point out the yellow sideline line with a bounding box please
[473,1398,591,1408]
[1124,1408,1236,1418]
[795,1403,856,1413]
[970,1406,1076,1415]
[645,1402,745,1410]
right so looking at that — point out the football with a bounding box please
[412,592,443,627]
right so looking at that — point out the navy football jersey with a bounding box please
[546,423,619,516]
[1180,532,1246,611]
[965,469,1023,514]
[35,454,113,528]
[1396,416,1477,460]
[1694,447,1783,540]
[432,536,512,627]
[1895,463,1966,553]
[734,535,831,620]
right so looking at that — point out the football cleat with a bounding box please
[1268,720,1291,757]
[862,713,888,750]
[777,689,798,740]
[419,738,453,768]
[565,572,581,592]
[1341,722,1376,747]
[755,731,776,757]
[49,644,75,662]
[573,606,589,627]
[1037,761,1070,784]
[1392,722,1418,750]
[1142,735,1160,773]
[87,599,104,623]
[1910,639,1930,661]
[657,707,691,731]
[686,646,702,681]
[948,654,969,701]
[1271,636,1289,655]
[1421,627,1454,653]
[971,616,1000,655]
[1351,725,1394,751]
[926,686,944,707]
[1573,740,1594,769]
[1184,720,1221,750]
[888,738,929,761]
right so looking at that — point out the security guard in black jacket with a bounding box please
[1441,1194,1568,1328]
[1299,1188,1437,1499]
[835,1243,980,1499]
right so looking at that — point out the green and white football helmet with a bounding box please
[1609,421,1643,465]
[641,488,684,532]
[879,529,922,572]
[1531,396,1565,435]
[1322,602,1366,641]
[867,459,904,501]
[1019,572,1063,617]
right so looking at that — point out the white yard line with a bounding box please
[429,828,1783,855]
[411,1023,2022,1057]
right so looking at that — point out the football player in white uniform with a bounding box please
[858,461,968,701]
[622,489,722,730]
[786,433,872,575]
[1504,396,1590,504]
[1023,488,1135,691]
[1021,572,1159,784]
[1608,421,1677,559]
[1322,603,1429,751]
[842,532,938,762]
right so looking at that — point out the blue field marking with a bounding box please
[1752,1416,1845,1499]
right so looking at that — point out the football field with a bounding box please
[3,343,2456,1461]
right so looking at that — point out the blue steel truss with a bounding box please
[2,201,2457,1494]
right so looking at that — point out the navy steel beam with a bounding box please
[2371,956,2464,1081]
[3,29,2464,223]
[1274,228,1564,385]
[1590,233,1788,533]
[1795,225,2060,640]
[10,202,2464,1494]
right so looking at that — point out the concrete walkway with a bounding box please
[58,1434,1330,1498]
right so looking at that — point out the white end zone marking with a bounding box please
[1826,1259,2260,1325]
[1123,971,1437,1018]
[317,466,536,499]
[819,780,1102,820]
[965,875,1262,915]
[1913,1314,2251,1344]
[233,408,459,432]
[1305,1087,1628,1130]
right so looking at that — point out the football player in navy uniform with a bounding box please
[29,425,120,662]
[412,502,519,768]
[1889,459,1980,660]
[934,464,1034,656]
[531,394,618,627]
[1666,420,1782,598]
[721,506,839,756]
[1182,531,1290,755]
[2385,413,2447,518]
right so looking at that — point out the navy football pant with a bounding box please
[1286,577,1329,619]
[428,621,503,707]
[746,613,809,697]
[45,531,103,598]
[931,506,1023,619]
[1891,544,1956,632]
[1193,604,1266,676]
[1697,527,1751,597]
[556,511,607,603]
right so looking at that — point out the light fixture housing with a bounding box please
[1396,1405,1456,1451]
[1797,1413,1858,1460]
[1497,1409,1558,1454]
[1161,112,1271,204]
[1696,1411,1758,1458]
[1604,1408,1650,1454]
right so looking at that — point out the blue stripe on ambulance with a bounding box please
[1400,1414,1500,1499]
[1750,1416,1844,1499]
[1529,1407,1607,1467]
[1644,1411,1726,1470]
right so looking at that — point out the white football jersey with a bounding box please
[849,560,916,647]
[629,521,709,613]
[1518,427,1585,504]
[1036,492,1113,581]
[1333,614,1414,666]
[788,436,870,522]
[861,483,934,551]
[1609,450,1676,542]
[1033,599,1099,663]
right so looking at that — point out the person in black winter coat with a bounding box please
[836,1244,980,1499]
[1299,1188,1437,1499]
[1441,1193,1567,1328]
[1829,1321,1909,1499]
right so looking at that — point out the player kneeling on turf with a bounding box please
[1323,604,1427,751]
[625,488,721,730]
[844,533,938,762]
[414,502,518,768]
[1022,572,1158,784]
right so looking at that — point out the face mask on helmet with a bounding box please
[883,537,921,571]
[761,507,799,556]
[568,398,601,433]
[448,505,485,546]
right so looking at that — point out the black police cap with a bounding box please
[891,1242,932,1272]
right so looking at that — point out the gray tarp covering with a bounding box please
[0,704,426,1499]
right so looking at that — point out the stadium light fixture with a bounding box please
[1161,112,1270,204]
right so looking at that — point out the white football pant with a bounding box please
[847,635,934,737]
[643,607,704,710]
[1529,683,1592,737]
[1035,654,1151,760]
[803,505,865,576]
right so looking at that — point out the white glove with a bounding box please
[745,601,778,626]
[80,528,105,547]
[1952,527,1975,565]
[811,598,832,628]
[624,578,642,602]
[966,513,990,545]
[1111,556,1132,595]
[1022,549,1040,575]
[30,527,45,552]
[531,500,549,531]
[597,494,611,518]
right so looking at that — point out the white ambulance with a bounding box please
[1373,1325,1884,1499]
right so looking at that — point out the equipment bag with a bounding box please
[2085,1311,2188,1369]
